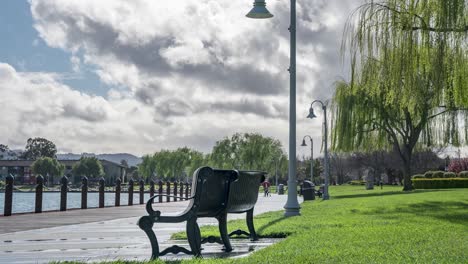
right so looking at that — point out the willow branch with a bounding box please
[428,107,468,120]
[403,25,468,33]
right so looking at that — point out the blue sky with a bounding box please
[0,0,108,96]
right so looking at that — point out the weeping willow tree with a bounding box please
[332,0,468,190]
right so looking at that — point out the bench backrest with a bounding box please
[226,170,266,213]
[191,167,238,217]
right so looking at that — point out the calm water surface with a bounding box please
[0,192,152,214]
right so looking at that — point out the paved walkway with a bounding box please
[0,194,302,263]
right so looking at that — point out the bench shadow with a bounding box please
[333,189,451,200]
[256,216,290,238]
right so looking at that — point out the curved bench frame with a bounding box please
[137,167,238,259]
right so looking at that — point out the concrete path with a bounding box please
[0,194,302,263]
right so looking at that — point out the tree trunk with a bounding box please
[397,144,414,191]
[402,161,413,191]
[401,145,413,191]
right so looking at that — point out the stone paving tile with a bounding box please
[0,194,300,263]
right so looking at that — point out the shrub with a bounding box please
[412,174,424,179]
[432,171,444,178]
[349,180,366,185]
[458,171,468,178]
[424,171,434,178]
[413,178,468,189]
[0,180,4,188]
[443,172,456,178]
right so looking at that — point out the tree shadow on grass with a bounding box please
[364,201,468,225]
[333,189,452,200]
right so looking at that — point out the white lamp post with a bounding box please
[307,100,330,200]
[247,0,300,216]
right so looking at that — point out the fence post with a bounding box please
[179,181,183,201]
[35,175,44,213]
[185,182,189,200]
[139,179,145,205]
[4,175,14,216]
[166,181,171,202]
[115,178,121,207]
[60,176,68,211]
[99,177,105,208]
[173,181,178,202]
[128,178,134,206]
[158,180,163,203]
[81,176,88,209]
[149,180,155,202]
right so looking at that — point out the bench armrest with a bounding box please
[146,194,195,216]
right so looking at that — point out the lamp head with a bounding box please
[307,107,317,119]
[246,0,274,19]
[301,139,307,147]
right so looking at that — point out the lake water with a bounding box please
[0,192,153,214]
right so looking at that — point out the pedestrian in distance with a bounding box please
[261,179,271,197]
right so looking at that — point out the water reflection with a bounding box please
[0,192,152,214]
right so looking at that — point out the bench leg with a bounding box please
[217,213,233,252]
[246,208,258,241]
[137,216,160,259]
[187,217,202,257]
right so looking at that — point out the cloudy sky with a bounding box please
[0,0,363,157]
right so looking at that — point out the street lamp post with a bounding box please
[307,100,330,200]
[247,0,300,216]
[275,158,278,189]
[301,135,313,182]
[272,155,282,192]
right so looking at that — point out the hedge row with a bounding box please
[412,171,468,179]
[412,178,468,189]
[349,180,366,185]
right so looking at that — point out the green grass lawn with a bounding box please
[79,185,468,264]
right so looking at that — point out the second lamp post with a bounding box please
[307,100,330,200]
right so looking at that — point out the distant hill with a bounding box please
[57,153,142,167]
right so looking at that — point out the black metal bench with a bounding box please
[202,170,266,252]
[137,166,238,259]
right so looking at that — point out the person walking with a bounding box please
[261,179,271,197]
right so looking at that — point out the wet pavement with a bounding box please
[0,194,300,263]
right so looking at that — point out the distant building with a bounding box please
[0,159,126,185]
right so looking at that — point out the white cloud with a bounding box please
[0,0,364,156]
[70,55,81,73]
[0,62,292,155]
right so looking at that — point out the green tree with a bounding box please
[72,157,104,180]
[211,133,287,176]
[0,144,8,152]
[139,148,207,181]
[210,134,243,168]
[187,151,207,177]
[127,165,139,179]
[31,157,65,185]
[0,144,8,159]
[138,154,158,179]
[333,0,468,190]
[21,137,57,160]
